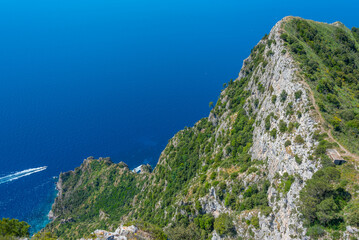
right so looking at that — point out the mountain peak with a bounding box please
[43,17,359,240]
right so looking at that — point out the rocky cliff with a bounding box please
[43,17,359,240]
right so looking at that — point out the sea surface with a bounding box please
[0,0,358,234]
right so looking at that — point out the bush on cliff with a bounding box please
[0,218,30,238]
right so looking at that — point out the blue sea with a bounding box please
[0,0,358,234]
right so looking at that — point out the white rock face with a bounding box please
[86,225,138,240]
[203,18,322,240]
[241,18,321,240]
[245,19,320,240]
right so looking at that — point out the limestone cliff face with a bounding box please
[192,18,321,240]
[238,18,319,240]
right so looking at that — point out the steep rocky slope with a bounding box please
[43,17,359,240]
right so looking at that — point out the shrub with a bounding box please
[224,194,236,208]
[299,167,349,228]
[0,218,30,238]
[214,214,235,236]
[279,120,287,133]
[265,115,271,131]
[295,90,303,100]
[269,86,274,93]
[285,140,291,147]
[340,109,356,121]
[212,181,219,187]
[286,102,294,116]
[270,128,277,139]
[257,83,265,93]
[31,232,57,240]
[306,225,326,238]
[295,155,302,165]
[288,122,294,132]
[254,99,259,108]
[210,172,217,180]
[247,167,258,174]
[327,94,340,108]
[314,140,331,156]
[347,119,359,130]
[166,223,201,240]
[317,100,326,112]
[266,50,274,57]
[230,172,238,180]
[317,78,334,94]
[240,181,270,212]
[316,197,340,225]
[218,182,226,191]
[330,116,342,131]
[261,206,272,216]
[250,216,260,229]
[200,174,207,183]
[295,135,305,144]
[280,90,288,102]
[194,214,215,232]
[271,95,277,104]
[281,175,295,193]
[345,201,359,227]
[297,111,302,119]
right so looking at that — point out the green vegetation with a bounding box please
[0,218,29,238]
[125,221,167,240]
[214,214,235,236]
[281,18,359,154]
[265,115,271,131]
[240,181,270,212]
[278,173,295,194]
[286,102,294,116]
[295,135,305,144]
[300,167,351,232]
[295,90,303,100]
[194,214,214,232]
[295,154,302,165]
[345,201,359,227]
[165,223,200,240]
[271,95,277,104]
[258,82,265,93]
[280,90,288,102]
[270,128,277,138]
[31,232,58,240]
[250,216,260,229]
[279,120,287,133]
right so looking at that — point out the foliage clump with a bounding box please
[300,167,351,232]
[214,214,235,236]
[0,218,29,238]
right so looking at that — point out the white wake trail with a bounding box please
[0,166,47,185]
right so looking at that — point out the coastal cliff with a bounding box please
[43,17,359,240]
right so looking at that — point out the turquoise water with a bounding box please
[0,0,358,234]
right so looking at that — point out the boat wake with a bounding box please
[0,166,47,185]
